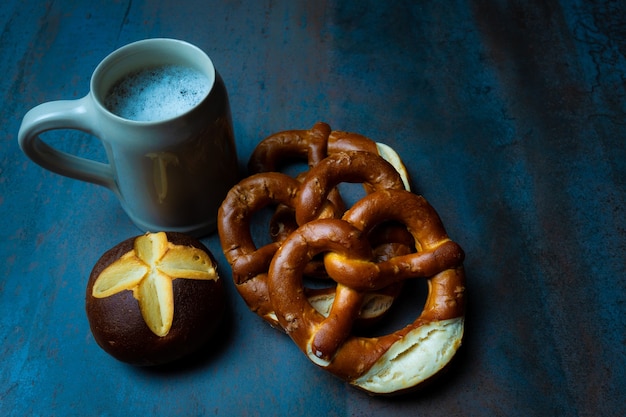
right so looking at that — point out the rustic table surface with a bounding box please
[1,1,625,416]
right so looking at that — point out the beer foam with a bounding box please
[104,65,210,122]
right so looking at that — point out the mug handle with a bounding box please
[18,96,118,192]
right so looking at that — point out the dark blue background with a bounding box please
[1,1,624,415]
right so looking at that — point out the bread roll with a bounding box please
[85,232,224,366]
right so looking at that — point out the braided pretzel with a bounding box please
[267,189,465,394]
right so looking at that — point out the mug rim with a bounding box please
[90,38,217,126]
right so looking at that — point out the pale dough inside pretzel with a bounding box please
[352,317,464,394]
[375,142,411,191]
[308,292,396,320]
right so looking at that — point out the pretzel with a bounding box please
[248,122,410,190]
[267,189,465,395]
[249,122,411,261]
[295,150,406,225]
[217,168,406,328]
[302,222,415,329]
[249,122,344,248]
[217,172,300,326]
[218,123,410,334]
[248,122,331,174]
[274,149,407,292]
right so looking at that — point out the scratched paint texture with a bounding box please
[1,1,625,416]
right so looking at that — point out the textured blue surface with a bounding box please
[1,1,625,416]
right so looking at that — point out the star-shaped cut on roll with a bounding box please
[92,232,218,337]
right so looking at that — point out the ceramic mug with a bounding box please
[18,38,238,237]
